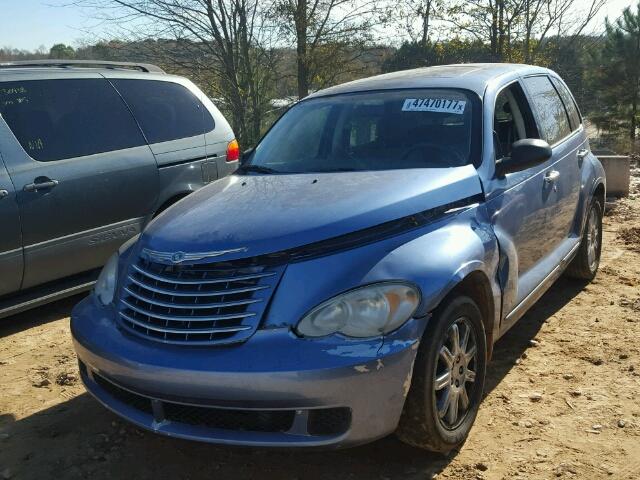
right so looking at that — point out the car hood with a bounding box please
[140,166,483,261]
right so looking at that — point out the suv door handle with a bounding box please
[23,178,59,192]
[544,170,560,183]
[577,149,589,159]
[0,189,8,199]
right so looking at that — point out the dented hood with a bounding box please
[141,166,483,260]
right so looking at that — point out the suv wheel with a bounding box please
[396,296,486,453]
[565,196,603,280]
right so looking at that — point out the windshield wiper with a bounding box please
[312,167,361,172]
[237,164,281,174]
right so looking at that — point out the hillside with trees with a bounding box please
[1,0,638,152]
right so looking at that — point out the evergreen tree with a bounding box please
[593,2,640,140]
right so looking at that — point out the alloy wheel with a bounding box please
[433,316,478,430]
[586,206,600,271]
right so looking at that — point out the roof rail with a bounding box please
[0,60,165,73]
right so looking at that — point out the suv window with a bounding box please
[522,76,571,145]
[550,77,581,131]
[0,79,146,162]
[493,82,538,159]
[111,79,214,144]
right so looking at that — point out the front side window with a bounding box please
[0,79,146,162]
[522,76,571,145]
[493,82,538,159]
[249,89,479,173]
[111,79,214,144]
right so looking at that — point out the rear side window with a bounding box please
[0,79,146,162]
[111,79,214,144]
[522,76,571,145]
[550,77,581,131]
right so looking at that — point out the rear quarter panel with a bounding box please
[575,150,606,234]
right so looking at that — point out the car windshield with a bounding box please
[247,89,478,173]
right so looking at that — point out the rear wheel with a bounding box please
[565,197,603,280]
[396,296,486,453]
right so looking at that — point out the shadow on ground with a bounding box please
[0,294,88,339]
[0,278,587,479]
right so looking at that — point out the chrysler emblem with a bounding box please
[142,247,249,264]
[172,252,186,263]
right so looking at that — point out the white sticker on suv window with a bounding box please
[402,98,466,114]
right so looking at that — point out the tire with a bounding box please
[396,295,487,453]
[565,196,603,280]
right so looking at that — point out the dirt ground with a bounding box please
[1,171,640,480]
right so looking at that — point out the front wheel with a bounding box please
[396,296,487,453]
[565,197,603,280]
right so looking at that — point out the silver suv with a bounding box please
[0,60,238,317]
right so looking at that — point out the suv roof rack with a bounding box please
[0,60,165,73]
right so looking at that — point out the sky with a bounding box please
[0,0,636,51]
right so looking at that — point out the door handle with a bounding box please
[0,189,8,199]
[577,149,589,159]
[544,170,560,183]
[23,178,59,192]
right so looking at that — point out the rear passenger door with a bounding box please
[521,75,581,255]
[549,76,587,236]
[0,151,22,296]
[0,75,158,289]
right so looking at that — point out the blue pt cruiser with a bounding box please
[72,64,605,453]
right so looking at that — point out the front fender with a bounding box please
[264,206,501,340]
[363,207,500,339]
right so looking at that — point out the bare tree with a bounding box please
[273,0,383,99]
[77,0,280,147]
[522,0,607,63]
[444,0,526,60]
[397,0,444,46]
[445,0,607,62]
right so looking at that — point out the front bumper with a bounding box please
[71,296,426,448]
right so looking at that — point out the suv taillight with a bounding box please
[226,139,240,162]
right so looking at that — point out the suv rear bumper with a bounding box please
[71,296,426,448]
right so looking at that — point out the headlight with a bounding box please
[296,283,420,338]
[95,253,119,306]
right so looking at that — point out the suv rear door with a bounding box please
[0,151,22,296]
[0,74,159,289]
[107,75,224,184]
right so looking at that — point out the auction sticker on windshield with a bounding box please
[402,98,466,114]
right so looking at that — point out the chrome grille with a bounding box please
[118,255,284,345]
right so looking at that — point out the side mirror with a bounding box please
[240,147,254,165]
[496,139,552,176]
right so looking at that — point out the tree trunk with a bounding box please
[631,95,637,140]
[634,30,640,140]
[421,0,432,47]
[497,0,505,61]
[490,8,498,59]
[524,0,531,63]
[295,0,309,99]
